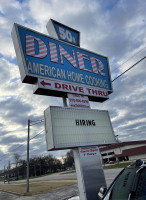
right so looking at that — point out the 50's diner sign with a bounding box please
[12,23,113,102]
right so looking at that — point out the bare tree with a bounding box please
[63,150,74,169]
[13,153,21,180]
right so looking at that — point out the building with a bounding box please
[100,140,146,164]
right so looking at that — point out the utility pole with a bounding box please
[26,118,44,193]
[4,166,5,184]
[8,161,10,183]
[34,164,36,177]
[115,135,122,153]
[39,163,41,175]
[27,119,30,193]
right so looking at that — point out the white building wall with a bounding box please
[100,143,146,161]
[129,154,146,161]
[101,144,146,155]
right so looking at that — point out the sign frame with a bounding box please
[33,78,109,102]
[46,18,80,46]
[44,106,116,151]
[12,23,113,102]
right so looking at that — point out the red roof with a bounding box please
[100,140,146,152]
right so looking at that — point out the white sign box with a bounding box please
[44,106,116,150]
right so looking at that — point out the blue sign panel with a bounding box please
[12,24,113,98]
[53,20,80,46]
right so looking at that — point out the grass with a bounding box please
[0,171,66,182]
[60,170,76,174]
[0,170,77,195]
[0,179,77,195]
[103,161,132,169]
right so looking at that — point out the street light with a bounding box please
[115,135,122,160]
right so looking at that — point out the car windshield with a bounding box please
[103,166,146,200]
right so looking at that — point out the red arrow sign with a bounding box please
[40,80,51,87]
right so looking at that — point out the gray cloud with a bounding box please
[0,98,33,126]
[0,0,146,169]
[0,135,25,144]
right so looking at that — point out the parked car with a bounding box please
[68,160,146,200]
[98,159,146,200]
[108,161,116,164]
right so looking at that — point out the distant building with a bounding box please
[100,140,146,164]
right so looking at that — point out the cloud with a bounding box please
[0,98,33,126]
[0,0,146,169]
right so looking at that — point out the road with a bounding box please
[0,168,123,200]
[104,168,122,187]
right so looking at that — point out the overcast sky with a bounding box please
[0,0,146,169]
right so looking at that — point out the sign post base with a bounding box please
[73,146,107,200]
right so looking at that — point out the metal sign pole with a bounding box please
[62,96,87,199]
[73,148,87,200]
[63,94,107,200]
[74,146,107,200]
[63,96,68,107]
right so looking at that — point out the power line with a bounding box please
[0,129,45,160]
[30,119,44,126]
[111,46,146,73]
[112,56,146,82]
[11,142,26,153]
[30,129,44,141]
